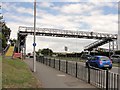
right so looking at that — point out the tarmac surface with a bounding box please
[24,58,97,88]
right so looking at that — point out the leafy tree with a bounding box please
[0,22,11,48]
[41,48,53,56]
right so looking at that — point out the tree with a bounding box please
[2,34,7,48]
[36,49,42,56]
[1,22,11,49]
[9,38,17,46]
[41,48,53,56]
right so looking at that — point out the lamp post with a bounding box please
[33,0,36,72]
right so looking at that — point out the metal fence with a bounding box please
[36,56,120,90]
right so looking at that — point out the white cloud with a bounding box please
[2,2,118,53]
[37,2,54,8]
[2,2,34,16]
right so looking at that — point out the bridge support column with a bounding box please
[112,40,115,55]
[24,37,26,59]
[18,40,20,53]
[109,41,111,57]
[17,34,20,53]
[116,40,118,50]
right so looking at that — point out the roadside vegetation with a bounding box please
[35,48,120,67]
[2,58,42,88]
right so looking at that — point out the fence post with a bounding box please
[45,58,47,64]
[42,57,43,63]
[59,59,60,70]
[66,61,68,73]
[38,56,39,62]
[54,58,55,68]
[49,58,51,66]
[117,74,119,90]
[88,66,90,84]
[40,57,42,63]
[45,58,46,65]
[42,59,45,64]
[42,57,44,63]
[106,69,109,90]
[76,62,77,78]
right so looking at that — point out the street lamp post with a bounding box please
[33,0,36,72]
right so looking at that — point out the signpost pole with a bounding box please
[33,0,36,72]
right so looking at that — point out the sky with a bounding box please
[1,0,119,53]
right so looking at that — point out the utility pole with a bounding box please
[33,0,36,72]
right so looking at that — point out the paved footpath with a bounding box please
[24,58,97,88]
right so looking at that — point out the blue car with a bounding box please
[86,56,112,69]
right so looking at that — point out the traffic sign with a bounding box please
[33,43,36,46]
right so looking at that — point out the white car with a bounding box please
[110,55,120,63]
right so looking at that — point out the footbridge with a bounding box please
[16,26,118,55]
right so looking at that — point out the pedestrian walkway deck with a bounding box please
[25,58,97,88]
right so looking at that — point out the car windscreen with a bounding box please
[111,56,120,58]
[100,57,110,61]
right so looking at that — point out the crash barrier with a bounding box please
[36,56,120,90]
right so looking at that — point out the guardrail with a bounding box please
[36,56,120,90]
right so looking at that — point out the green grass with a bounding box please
[50,56,85,62]
[112,63,120,67]
[2,58,42,88]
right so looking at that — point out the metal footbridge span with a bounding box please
[16,26,118,54]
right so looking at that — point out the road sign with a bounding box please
[65,46,68,51]
[33,43,36,46]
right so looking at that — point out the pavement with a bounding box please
[24,58,97,88]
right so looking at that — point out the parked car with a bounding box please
[81,54,92,60]
[30,54,33,58]
[110,55,120,63]
[86,56,112,69]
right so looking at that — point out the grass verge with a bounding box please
[2,57,42,88]
[49,56,85,62]
[112,63,120,67]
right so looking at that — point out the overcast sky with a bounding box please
[1,0,119,53]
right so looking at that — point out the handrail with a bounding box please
[3,44,10,55]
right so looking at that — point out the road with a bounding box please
[49,57,119,74]
[24,58,97,88]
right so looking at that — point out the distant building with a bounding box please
[118,29,120,50]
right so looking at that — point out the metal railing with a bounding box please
[3,44,10,55]
[19,26,117,39]
[36,56,120,90]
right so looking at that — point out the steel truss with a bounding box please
[17,26,118,56]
